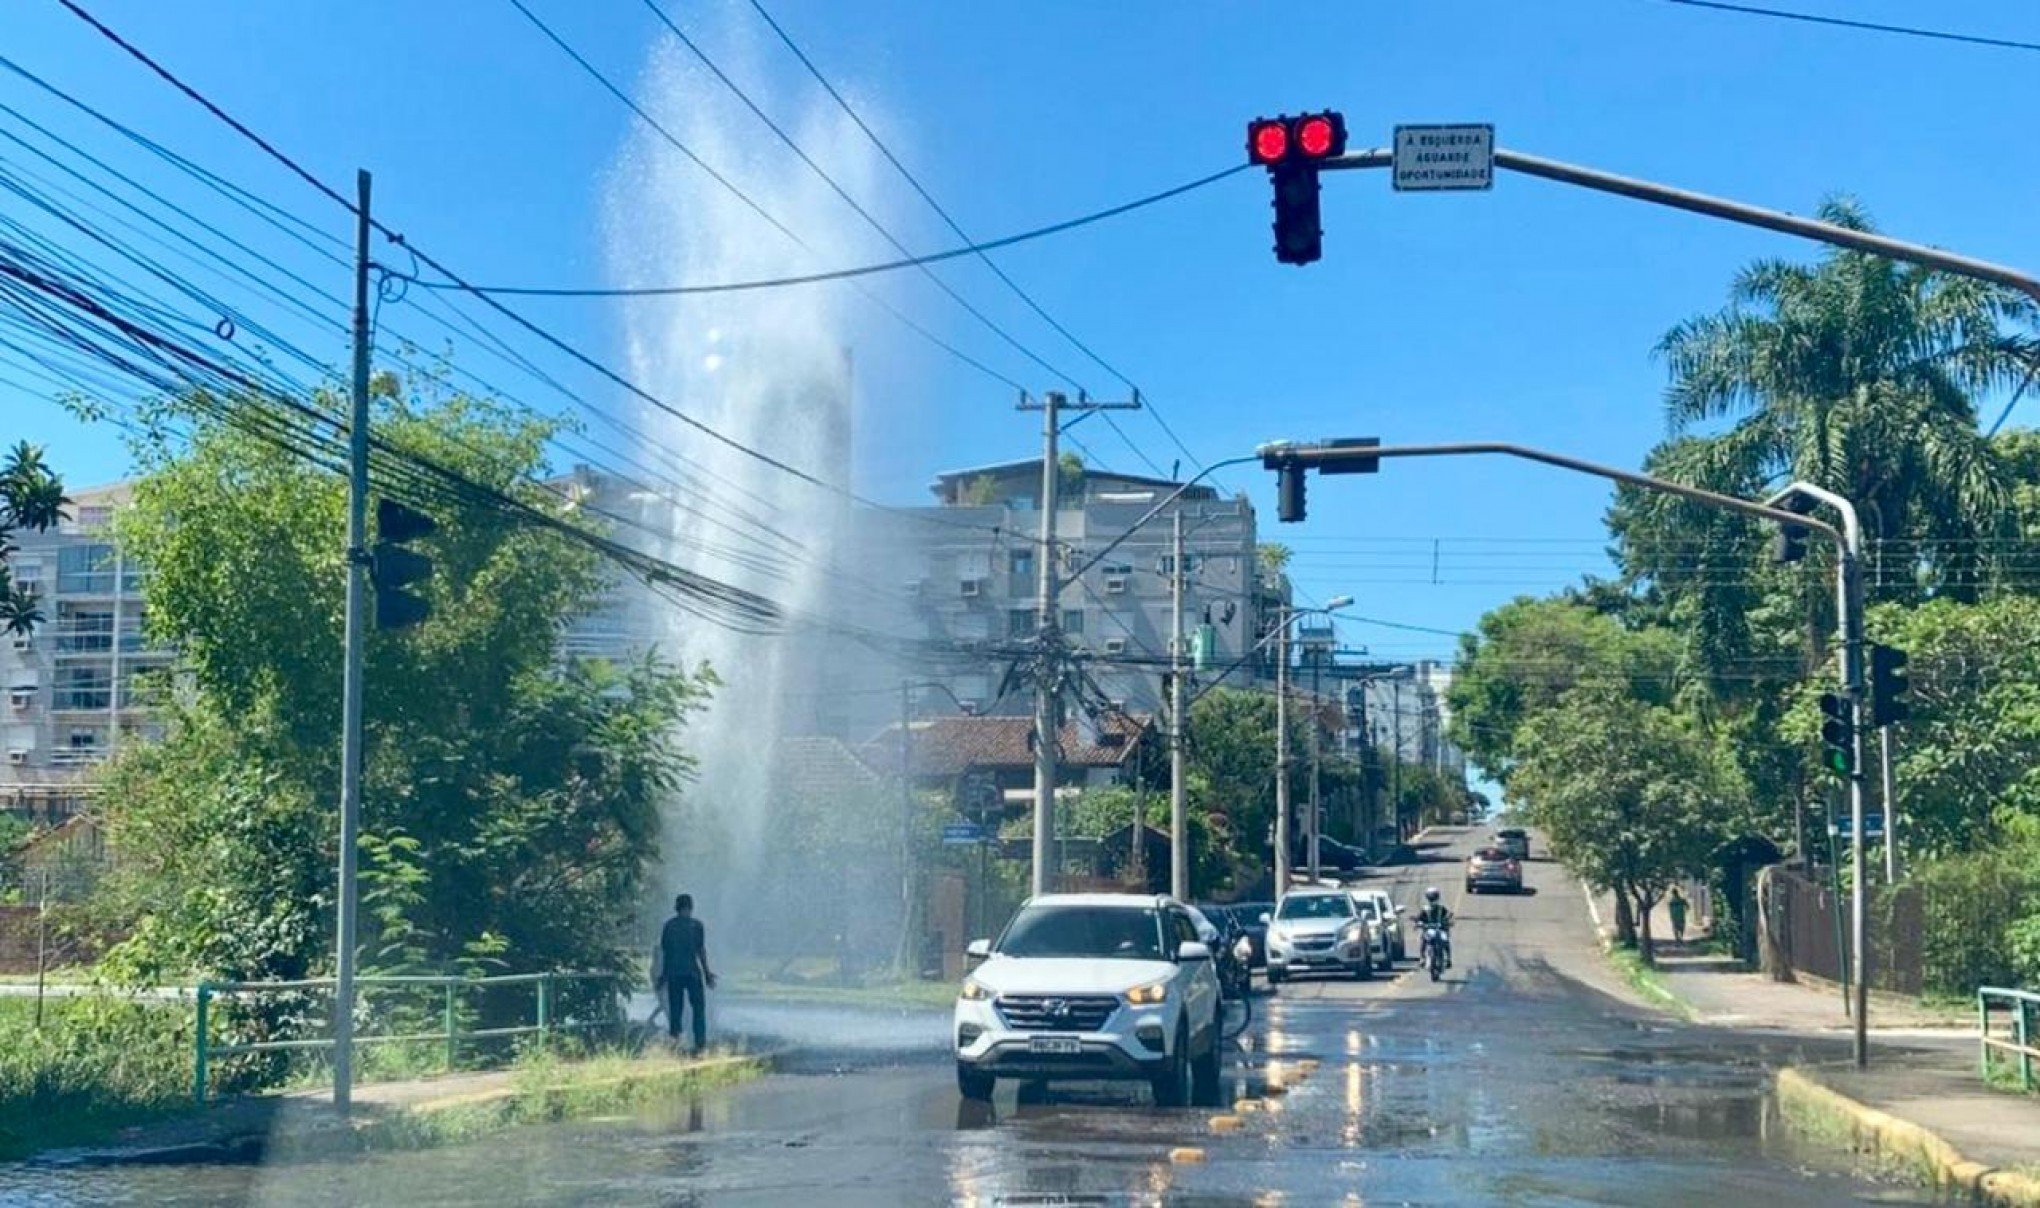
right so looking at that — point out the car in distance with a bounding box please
[1263,888,1374,983]
[1466,846,1524,894]
[954,894,1224,1106]
[1494,827,1531,861]
[1348,897,1393,971]
[1350,888,1407,961]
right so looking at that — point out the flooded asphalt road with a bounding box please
[5,829,1938,1205]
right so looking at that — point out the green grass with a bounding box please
[340,1046,765,1153]
[0,994,199,1159]
[1607,948,1696,1020]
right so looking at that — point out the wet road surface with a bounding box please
[6,829,1939,1205]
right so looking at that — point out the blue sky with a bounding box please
[6,0,2039,669]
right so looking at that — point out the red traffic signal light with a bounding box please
[1245,111,1348,165]
[1249,120,1289,165]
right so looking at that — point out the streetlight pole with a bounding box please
[1769,480,1869,1070]
[1273,610,1291,898]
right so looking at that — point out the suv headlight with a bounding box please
[1340,922,1367,944]
[1125,979,1170,1006]
[959,978,991,1001]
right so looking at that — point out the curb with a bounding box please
[1777,1066,2040,1207]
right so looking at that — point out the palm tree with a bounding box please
[1652,198,2038,599]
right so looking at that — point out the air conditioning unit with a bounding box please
[1103,638,1128,655]
[6,750,27,766]
[1104,576,1129,594]
[8,688,31,709]
[959,578,983,597]
[957,700,981,716]
[8,635,29,652]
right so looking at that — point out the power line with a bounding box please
[1644,0,2040,55]
[401,159,1249,300]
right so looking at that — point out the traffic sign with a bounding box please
[1393,124,1494,192]
[1830,813,1887,840]
[942,821,989,846]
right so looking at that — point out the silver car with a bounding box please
[1350,888,1407,961]
[1264,889,1374,983]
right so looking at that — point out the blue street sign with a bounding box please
[942,822,989,846]
[1830,813,1887,840]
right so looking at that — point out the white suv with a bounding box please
[954,894,1224,1105]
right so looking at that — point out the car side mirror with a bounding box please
[1176,941,1211,962]
[1258,912,1272,925]
[965,938,991,961]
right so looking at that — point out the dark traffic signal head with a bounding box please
[1869,643,1911,726]
[1247,111,1347,265]
[1275,460,1306,523]
[1817,691,1854,777]
[372,497,437,630]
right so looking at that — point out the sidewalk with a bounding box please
[1781,1049,2040,1205]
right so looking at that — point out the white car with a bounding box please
[1351,888,1408,961]
[1263,888,1375,983]
[954,894,1225,1106]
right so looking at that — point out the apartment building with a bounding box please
[2,484,171,822]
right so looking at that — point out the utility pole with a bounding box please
[1307,638,1323,882]
[1169,511,1189,900]
[334,169,372,1112]
[897,682,915,974]
[1273,609,1292,895]
[1390,676,1404,839]
[1015,389,1141,899]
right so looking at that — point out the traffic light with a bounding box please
[371,497,436,630]
[1247,111,1348,266]
[1869,643,1911,726]
[1772,493,1815,563]
[1275,460,1306,522]
[1817,691,1853,777]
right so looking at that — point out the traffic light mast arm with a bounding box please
[1260,439,1846,550]
[1319,146,2040,308]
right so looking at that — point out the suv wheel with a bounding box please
[956,1064,995,1102]
[1151,1024,1191,1107]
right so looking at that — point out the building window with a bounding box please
[1062,609,1085,636]
[53,666,111,711]
[55,608,114,653]
[1008,609,1034,639]
[1009,549,1035,582]
[57,544,116,594]
[10,560,43,593]
[68,729,100,750]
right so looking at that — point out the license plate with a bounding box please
[1029,1036,1082,1055]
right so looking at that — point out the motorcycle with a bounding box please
[1423,924,1449,982]
[1214,922,1254,1001]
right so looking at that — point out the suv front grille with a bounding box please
[995,994,1120,1032]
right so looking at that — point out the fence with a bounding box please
[193,971,626,1103]
[1979,986,2039,1092]
[1757,865,1926,996]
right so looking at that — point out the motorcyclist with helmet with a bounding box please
[1415,886,1454,969]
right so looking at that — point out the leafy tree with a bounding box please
[91,384,713,1029]
[1185,687,1300,874]
[1446,596,1680,786]
[1256,543,1291,576]
[0,442,67,635]
[1511,684,1745,959]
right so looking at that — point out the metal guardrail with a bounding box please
[194,971,626,1102]
[1978,985,2039,1092]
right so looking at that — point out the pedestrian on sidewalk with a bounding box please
[1668,888,1690,946]
[657,893,717,1053]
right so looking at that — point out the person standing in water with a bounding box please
[656,893,717,1052]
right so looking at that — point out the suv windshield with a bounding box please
[1277,894,1353,921]
[997,905,1166,960]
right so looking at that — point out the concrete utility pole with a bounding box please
[1273,608,1291,897]
[334,169,372,1112]
[897,682,915,974]
[1307,638,1323,882]
[1016,390,1141,898]
[1168,511,1190,900]
[1880,727,1898,884]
